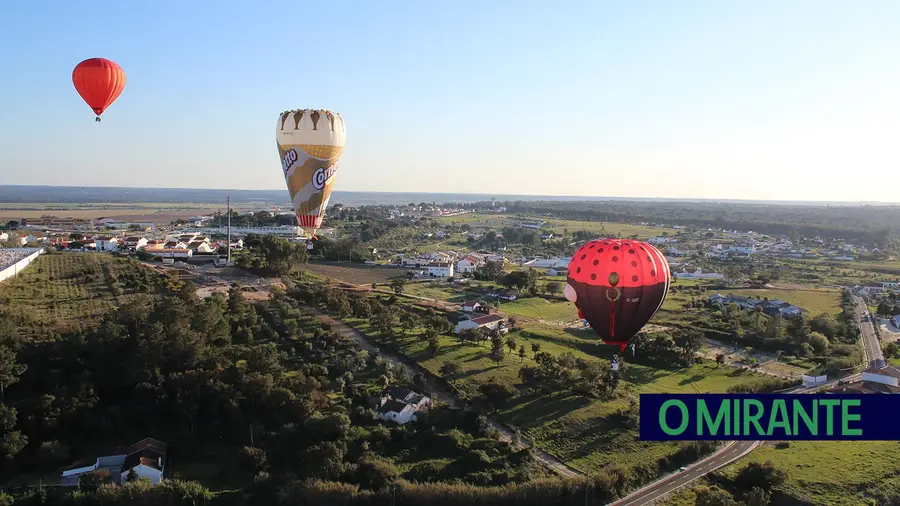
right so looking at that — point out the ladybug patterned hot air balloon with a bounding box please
[564,239,671,354]
[72,58,126,122]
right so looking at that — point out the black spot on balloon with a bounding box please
[592,259,599,266]
[599,248,604,252]
[613,246,620,251]
[650,270,657,276]
[576,267,581,273]
[631,261,638,267]
[612,256,619,262]
[589,243,595,249]
[590,273,597,280]
[629,249,635,254]
[581,254,586,260]
[632,275,639,282]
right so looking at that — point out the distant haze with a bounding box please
[0,185,897,208]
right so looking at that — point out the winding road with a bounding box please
[608,441,760,506]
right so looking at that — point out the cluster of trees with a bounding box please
[2,259,582,504]
[694,460,787,506]
[710,294,862,375]
[519,351,620,398]
[235,234,308,276]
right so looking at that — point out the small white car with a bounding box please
[679,466,688,472]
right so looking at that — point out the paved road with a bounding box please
[608,441,760,506]
[851,293,884,368]
[307,307,584,478]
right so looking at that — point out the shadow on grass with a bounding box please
[500,391,593,429]
[679,374,707,386]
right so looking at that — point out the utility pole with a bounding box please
[226,195,232,266]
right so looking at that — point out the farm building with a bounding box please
[60,437,168,486]
[376,388,431,425]
[454,314,508,334]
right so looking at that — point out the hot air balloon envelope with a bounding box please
[565,239,671,352]
[72,58,126,121]
[275,109,346,238]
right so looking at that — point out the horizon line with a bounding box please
[1,184,899,206]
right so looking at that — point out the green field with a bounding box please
[721,441,900,505]
[435,213,676,240]
[718,288,842,316]
[501,297,578,323]
[339,299,768,476]
[0,253,164,339]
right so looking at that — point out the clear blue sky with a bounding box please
[1,1,899,201]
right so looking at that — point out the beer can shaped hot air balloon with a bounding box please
[276,109,346,238]
[564,239,671,354]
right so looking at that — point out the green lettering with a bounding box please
[792,399,817,435]
[841,399,862,436]
[767,399,791,436]
[819,399,840,435]
[698,399,730,436]
[733,396,740,435]
[743,399,765,436]
[659,400,689,435]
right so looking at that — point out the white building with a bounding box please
[95,236,119,252]
[122,236,148,251]
[187,241,214,253]
[673,267,724,279]
[375,388,431,425]
[424,262,454,277]
[454,314,507,334]
[524,257,571,269]
[460,300,483,313]
[456,254,484,274]
[60,438,167,487]
[0,232,7,242]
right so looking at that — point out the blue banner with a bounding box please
[639,394,893,441]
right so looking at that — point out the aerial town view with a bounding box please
[2,2,899,506]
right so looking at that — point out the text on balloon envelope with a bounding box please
[312,165,338,191]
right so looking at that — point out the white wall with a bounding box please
[0,248,43,283]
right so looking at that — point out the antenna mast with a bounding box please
[226,195,232,266]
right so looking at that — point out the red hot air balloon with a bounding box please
[72,58,126,122]
[564,239,671,354]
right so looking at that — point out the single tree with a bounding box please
[505,336,517,355]
[0,345,26,403]
[518,345,526,362]
[715,353,726,368]
[531,342,541,358]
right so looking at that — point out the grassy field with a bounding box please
[719,287,842,316]
[305,262,405,285]
[338,297,768,477]
[721,441,900,505]
[501,297,578,324]
[0,253,163,339]
[435,213,676,239]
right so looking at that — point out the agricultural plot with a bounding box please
[0,253,164,340]
[720,287,842,316]
[434,213,676,240]
[305,262,405,285]
[720,441,900,505]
